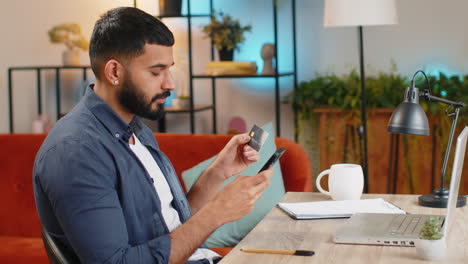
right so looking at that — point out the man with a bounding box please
[33,7,273,264]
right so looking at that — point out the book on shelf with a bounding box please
[204,61,257,75]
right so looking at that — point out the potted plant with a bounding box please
[202,11,252,61]
[283,65,467,194]
[415,216,446,261]
[159,0,182,16]
[283,67,409,185]
[48,23,89,66]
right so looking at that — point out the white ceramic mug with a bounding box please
[315,164,364,200]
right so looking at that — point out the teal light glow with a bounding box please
[237,76,295,94]
[176,1,295,92]
[213,1,295,92]
[165,91,176,106]
[441,90,448,97]
[424,63,459,78]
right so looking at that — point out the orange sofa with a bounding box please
[0,133,312,263]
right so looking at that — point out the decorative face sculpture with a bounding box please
[261,43,275,60]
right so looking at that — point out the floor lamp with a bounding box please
[324,0,398,192]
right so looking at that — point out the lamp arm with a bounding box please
[418,90,466,190]
[419,89,466,190]
[438,107,461,190]
[420,90,467,108]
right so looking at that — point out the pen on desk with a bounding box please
[241,248,315,256]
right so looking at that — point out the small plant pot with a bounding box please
[172,98,190,109]
[415,238,446,261]
[159,0,182,16]
[218,47,234,61]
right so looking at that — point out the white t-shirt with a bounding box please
[129,135,220,263]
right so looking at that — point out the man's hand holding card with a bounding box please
[206,124,270,181]
[187,124,274,214]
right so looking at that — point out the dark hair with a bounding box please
[89,7,174,79]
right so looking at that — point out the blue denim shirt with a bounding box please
[33,86,210,264]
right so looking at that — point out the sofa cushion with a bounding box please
[182,123,286,247]
[0,236,49,264]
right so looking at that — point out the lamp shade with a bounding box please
[324,0,398,27]
[387,87,430,136]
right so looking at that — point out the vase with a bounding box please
[172,98,190,109]
[415,238,446,261]
[218,47,234,61]
[62,47,81,66]
[159,0,182,16]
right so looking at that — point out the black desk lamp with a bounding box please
[387,70,467,208]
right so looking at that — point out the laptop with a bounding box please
[333,126,468,247]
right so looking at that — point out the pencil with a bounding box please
[241,248,315,256]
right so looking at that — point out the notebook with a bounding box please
[333,126,468,247]
[277,198,406,219]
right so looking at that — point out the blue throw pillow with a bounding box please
[182,123,285,247]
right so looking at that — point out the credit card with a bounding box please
[247,124,269,152]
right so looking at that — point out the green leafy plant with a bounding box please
[419,216,443,240]
[285,67,468,121]
[202,11,252,52]
[287,68,468,110]
[48,23,89,51]
[284,68,408,114]
[416,73,468,116]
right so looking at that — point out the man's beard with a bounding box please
[117,75,171,121]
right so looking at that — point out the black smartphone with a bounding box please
[257,148,286,173]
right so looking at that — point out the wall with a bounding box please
[1,0,468,141]
[298,0,468,77]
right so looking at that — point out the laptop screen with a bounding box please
[444,126,468,235]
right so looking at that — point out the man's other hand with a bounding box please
[207,167,273,225]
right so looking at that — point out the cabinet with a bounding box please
[157,0,298,137]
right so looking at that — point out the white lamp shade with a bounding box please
[324,0,398,27]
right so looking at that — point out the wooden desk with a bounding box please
[219,192,468,264]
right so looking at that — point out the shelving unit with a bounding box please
[157,0,298,137]
[7,1,298,137]
[7,66,91,133]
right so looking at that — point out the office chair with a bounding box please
[41,227,80,264]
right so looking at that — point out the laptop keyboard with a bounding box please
[388,215,424,236]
